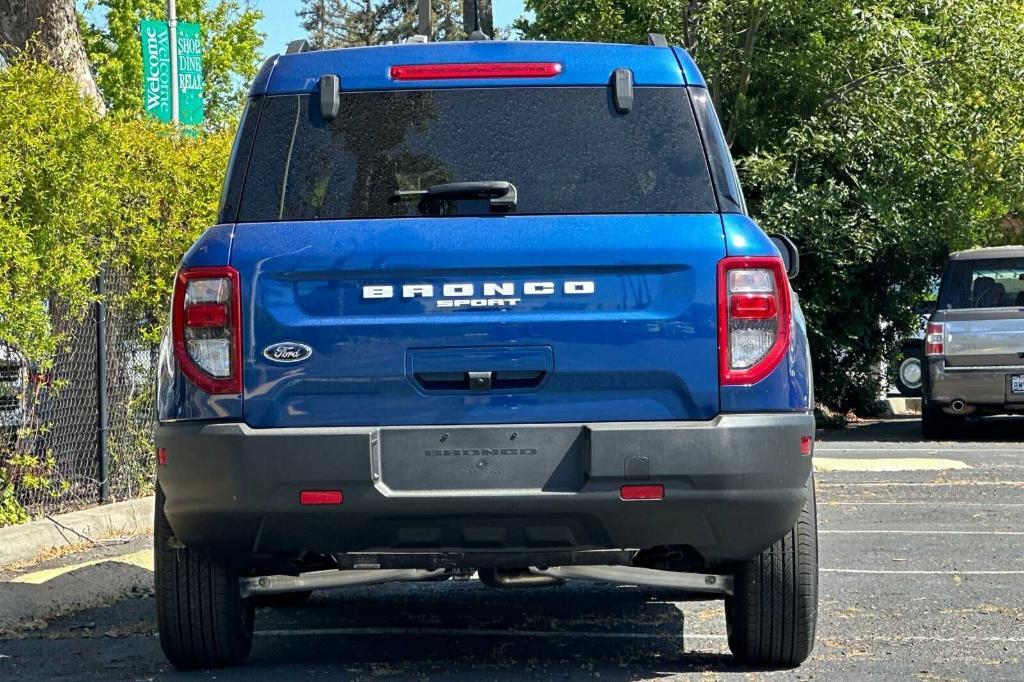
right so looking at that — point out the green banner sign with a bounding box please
[140,19,205,126]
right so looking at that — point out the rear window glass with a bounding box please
[236,87,716,221]
[938,258,1024,309]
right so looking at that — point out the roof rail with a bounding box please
[647,33,669,47]
[286,39,310,55]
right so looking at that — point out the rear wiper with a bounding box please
[389,181,518,213]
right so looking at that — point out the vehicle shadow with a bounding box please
[818,416,1024,443]
[225,580,752,679]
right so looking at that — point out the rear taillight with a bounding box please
[172,266,242,394]
[718,256,792,385]
[389,62,563,81]
[925,322,944,356]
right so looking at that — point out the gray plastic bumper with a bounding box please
[156,414,814,569]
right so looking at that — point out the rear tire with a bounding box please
[921,403,964,440]
[725,475,818,668]
[155,484,254,669]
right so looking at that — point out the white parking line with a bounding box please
[815,457,969,472]
[683,633,1024,644]
[254,629,1024,645]
[257,628,675,639]
[820,529,1024,535]
[817,447,1024,453]
[819,481,1024,487]
[819,565,1024,569]
[826,501,1024,507]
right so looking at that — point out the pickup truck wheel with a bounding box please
[725,475,818,668]
[921,403,964,440]
[155,484,254,669]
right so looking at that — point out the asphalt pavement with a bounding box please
[2,417,1023,680]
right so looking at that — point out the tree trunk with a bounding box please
[462,0,492,37]
[0,0,106,114]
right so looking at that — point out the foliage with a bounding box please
[0,57,231,360]
[0,474,30,526]
[0,58,231,523]
[81,0,265,127]
[297,0,465,47]
[518,0,1024,410]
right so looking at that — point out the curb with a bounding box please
[0,496,154,569]
[885,396,922,416]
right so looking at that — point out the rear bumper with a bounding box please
[156,414,814,570]
[927,359,1024,410]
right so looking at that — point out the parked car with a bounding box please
[154,37,818,669]
[892,302,933,397]
[0,344,28,447]
[923,245,1024,437]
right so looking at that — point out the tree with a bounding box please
[81,0,265,127]
[462,0,492,36]
[297,0,338,48]
[518,0,1024,411]
[0,0,105,112]
[296,0,464,47]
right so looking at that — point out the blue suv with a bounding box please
[154,37,817,669]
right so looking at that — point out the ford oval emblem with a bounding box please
[263,342,313,363]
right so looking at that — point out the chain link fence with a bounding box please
[0,269,157,520]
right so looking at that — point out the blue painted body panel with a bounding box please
[719,214,813,411]
[156,225,242,422]
[161,44,815,427]
[230,215,726,428]
[261,41,692,95]
[672,48,706,88]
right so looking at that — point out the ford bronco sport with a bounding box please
[155,37,818,669]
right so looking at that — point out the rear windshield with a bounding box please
[235,87,717,221]
[938,257,1024,309]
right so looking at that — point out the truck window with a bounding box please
[938,258,1024,309]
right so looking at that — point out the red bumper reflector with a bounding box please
[157,447,167,466]
[390,62,563,81]
[300,490,343,505]
[620,484,664,501]
[800,436,812,456]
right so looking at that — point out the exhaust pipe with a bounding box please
[239,568,445,598]
[949,399,967,413]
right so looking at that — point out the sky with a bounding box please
[77,2,530,61]
[254,1,528,57]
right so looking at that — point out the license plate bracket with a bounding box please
[374,426,587,493]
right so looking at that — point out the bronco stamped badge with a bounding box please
[362,280,596,310]
[263,342,313,363]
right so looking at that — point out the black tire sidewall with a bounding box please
[155,483,255,669]
[725,474,818,668]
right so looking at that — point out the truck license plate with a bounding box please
[1012,375,1024,394]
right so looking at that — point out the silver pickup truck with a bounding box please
[923,246,1024,438]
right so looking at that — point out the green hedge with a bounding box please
[0,58,232,524]
[0,58,232,361]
